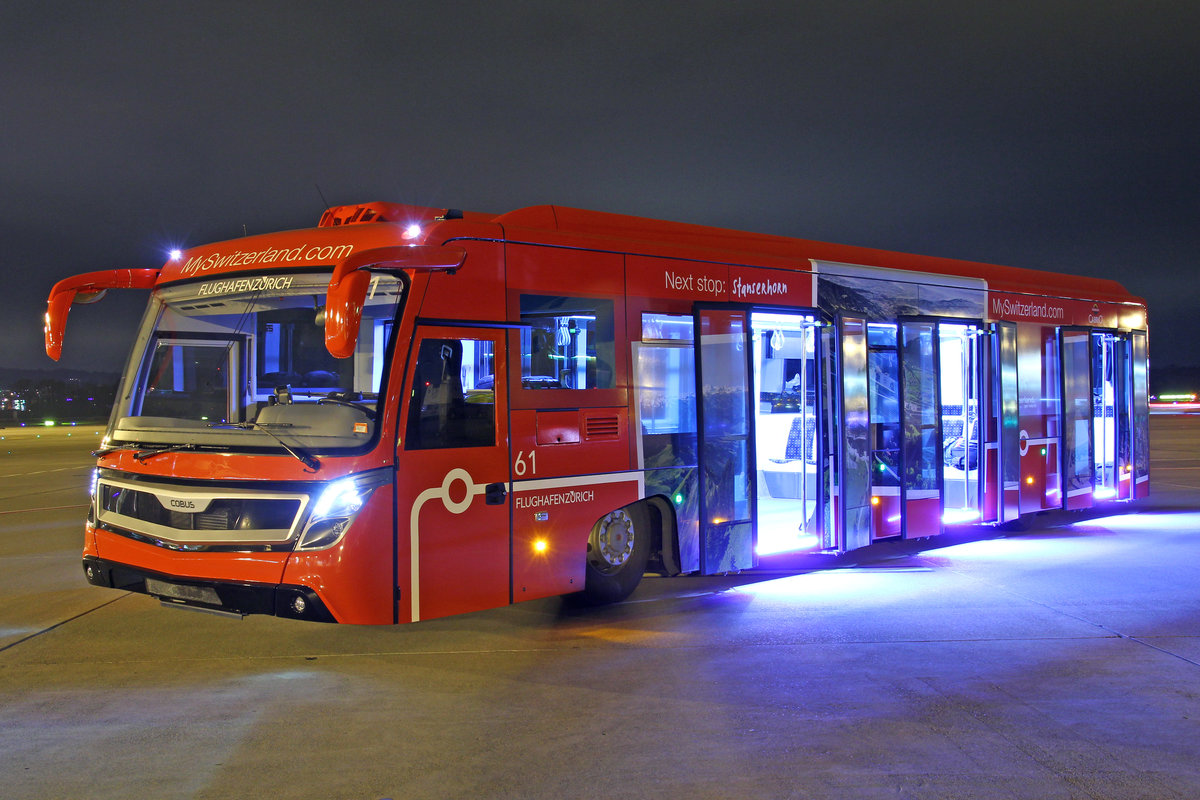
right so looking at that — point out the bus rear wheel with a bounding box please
[580,506,651,604]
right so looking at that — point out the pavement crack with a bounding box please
[1122,635,1200,669]
[0,594,130,654]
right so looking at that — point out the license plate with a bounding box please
[145,578,221,606]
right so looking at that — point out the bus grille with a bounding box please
[102,486,298,530]
[95,479,307,546]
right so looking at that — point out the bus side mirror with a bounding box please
[44,269,159,361]
[325,268,373,359]
[324,245,466,359]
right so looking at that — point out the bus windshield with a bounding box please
[106,271,404,453]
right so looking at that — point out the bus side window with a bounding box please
[519,295,615,390]
[405,337,496,450]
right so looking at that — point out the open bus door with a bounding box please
[898,319,942,538]
[750,310,824,557]
[991,321,1021,523]
[937,321,984,525]
[1092,331,1130,501]
[837,316,872,551]
[397,325,511,622]
[695,307,755,573]
[1060,327,1095,510]
[1131,331,1150,499]
[1111,332,1137,500]
[694,306,830,569]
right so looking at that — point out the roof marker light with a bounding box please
[402,224,422,240]
[168,249,183,261]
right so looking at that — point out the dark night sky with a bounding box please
[3,2,1198,374]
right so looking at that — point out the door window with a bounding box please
[405,337,496,450]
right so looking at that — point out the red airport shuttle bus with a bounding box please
[45,202,1150,624]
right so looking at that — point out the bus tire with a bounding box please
[580,505,652,605]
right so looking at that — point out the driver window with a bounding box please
[405,337,496,450]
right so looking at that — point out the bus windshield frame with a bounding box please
[104,270,406,455]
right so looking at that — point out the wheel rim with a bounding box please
[594,510,634,569]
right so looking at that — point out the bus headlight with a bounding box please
[87,468,99,525]
[311,478,363,519]
[297,469,391,550]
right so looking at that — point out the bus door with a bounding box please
[988,322,1021,523]
[1060,327,1095,510]
[1112,333,1135,499]
[938,322,984,524]
[1093,331,1132,500]
[866,323,901,540]
[695,308,754,573]
[750,310,823,556]
[397,325,511,623]
[898,319,941,538]
[1131,331,1150,499]
[820,319,841,550]
[838,316,872,551]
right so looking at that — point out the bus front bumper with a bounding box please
[82,556,337,623]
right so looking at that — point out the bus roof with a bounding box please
[491,204,1143,307]
[161,200,1143,308]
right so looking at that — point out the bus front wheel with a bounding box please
[580,506,651,604]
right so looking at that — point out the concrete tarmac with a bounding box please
[2,418,1200,799]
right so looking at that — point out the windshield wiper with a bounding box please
[91,443,198,460]
[132,443,199,462]
[92,444,136,458]
[209,421,321,472]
